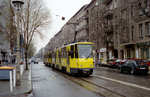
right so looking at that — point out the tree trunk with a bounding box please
[106,43,109,64]
[25,51,28,70]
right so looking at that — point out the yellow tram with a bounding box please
[43,53,48,65]
[44,42,94,76]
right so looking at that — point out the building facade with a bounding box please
[46,0,150,61]
[0,0,12,64]
[46,4,90,52]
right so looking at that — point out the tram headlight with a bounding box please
[90,64,92,66]
[80,65,83,67]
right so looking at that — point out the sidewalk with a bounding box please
[0,64,32,96]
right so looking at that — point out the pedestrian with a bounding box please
[12,59,13,64]
[0,60,1,66]
[6,60,8,65]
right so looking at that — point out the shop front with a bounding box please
[137,41,150,59]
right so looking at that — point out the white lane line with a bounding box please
[93,75,150,91]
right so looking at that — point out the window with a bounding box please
[75,44,78,58]
[78,44,92,58]
[127,49,131,59]
[131,6,134,17]
[108,1,113,10]
[131,26,134,40]
[58,51,61,63]
[139,8,143,16]
[130,61,135,66]
[121,9,127,19]
[139,24,143,37]
[145,22,150,35]
[122,27,127,39]
[114,0,118,8]
[144,0,149,12]
[124,61,130,65]
[70,45,74,58]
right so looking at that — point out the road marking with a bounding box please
[93,75,150,91]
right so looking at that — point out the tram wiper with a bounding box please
[86,52,92,60]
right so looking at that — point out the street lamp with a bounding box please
[12,0,24,86]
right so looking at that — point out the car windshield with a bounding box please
[78,44,92,58]
[121,60,126,62]
[143,60,149,62]
[134,60,146,65]
[116,59,122,62]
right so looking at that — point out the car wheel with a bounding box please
[130,69,135,75]
[119,68,123,73]
[144,71,148,75]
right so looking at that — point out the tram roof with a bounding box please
[49,42,93,52]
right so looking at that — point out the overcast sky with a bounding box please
[35,0,91,53]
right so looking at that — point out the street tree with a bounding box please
[28,42,36,58]
[97,7,114,64]
[0,0,16,53]
[20,0,51,70]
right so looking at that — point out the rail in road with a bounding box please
[92,75,150,91]
[50,67,150,97]
[51,69,124,97]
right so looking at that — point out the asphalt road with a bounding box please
[31,62,102,97]
[91,67,150,97]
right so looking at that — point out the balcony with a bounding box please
[102,0,112,5]
[103,9,113,18]
[120,38,130,44]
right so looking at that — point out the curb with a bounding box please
[0,64,33,96]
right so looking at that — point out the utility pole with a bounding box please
[67,23,78,43]
[12,0,24,86]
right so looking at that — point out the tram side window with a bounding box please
[70,45,74,58]
[75,44,78,58]
[61,49,63,58]
[59,51,61,63]
[64,47,67,58]
[50,54,52,61]
[49,54,51,58]
[52,52,54,59]
[55,52,56,63]
[61,48,66,58]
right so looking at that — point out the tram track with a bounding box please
[50,68,125,97]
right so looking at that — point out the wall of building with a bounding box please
[0,0,12,64]
[45,0,150,62]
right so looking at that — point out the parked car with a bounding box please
[115,59,136,67]
[108,59,117,67]
[118,60,149,74]
[112,59,123,68]
[143,59,150,66]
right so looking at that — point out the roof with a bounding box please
[49,42,93,52]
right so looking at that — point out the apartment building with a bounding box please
[112,0,150,59]
[86,0,150,60]
[47,4,89,51]
[0,0,12,63]
[46,0,150,61]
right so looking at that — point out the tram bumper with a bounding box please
[79,68,93,75]
[70,68,93,75]
[82,69,92,75]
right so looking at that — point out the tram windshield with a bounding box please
[78,44,92,58]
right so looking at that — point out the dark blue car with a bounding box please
[118,60,149,75]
